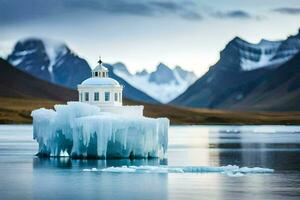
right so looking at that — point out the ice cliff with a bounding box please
[31,102,169,159]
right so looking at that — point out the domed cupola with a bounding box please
[92,57,109,78]
[77,57,123,107]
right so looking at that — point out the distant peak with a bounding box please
[231,36,245,43]
[136,69,148,76]
[175,65,196,74]
[112,62,131,76]
[257,39,282,47]
[19,37,66,47]
[157,63,171,71]
[175,66,182,70]
[229,35,282,49]
[113,62,127,68]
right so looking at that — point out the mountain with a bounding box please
[172,29,300,111]
[112,62,197,103]
[0,58,77,101]
[103,63,159,104]
[149,63,178,84]
[7,38,91,88]
[6,38,158,104]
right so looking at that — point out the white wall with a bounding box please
[78,85,123,107]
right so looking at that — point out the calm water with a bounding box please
[0,125,300,200]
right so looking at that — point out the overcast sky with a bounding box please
[0,0,300,76]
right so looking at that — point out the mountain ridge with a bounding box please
[112,62,197,103]
[172,29,300,111]
[6,38,159,104]
[7,38,91,88]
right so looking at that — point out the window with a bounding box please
[84,92,89,101]
[114,93,118,101]
[95,72,98,77]
[94,92,99,101]
[102,72,105,77]
[80,93,83,102]
[105,92,110,101]
[119,93,122,102]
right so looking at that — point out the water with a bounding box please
[0,125,300,200]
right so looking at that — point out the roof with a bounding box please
[93,64,108,72]
[80,77,120,86]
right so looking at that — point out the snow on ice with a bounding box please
[31,102,169,159]
[82,165,274,176]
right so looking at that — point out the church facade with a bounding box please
[77,58,143,116]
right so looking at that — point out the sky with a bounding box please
[0,0,300,76]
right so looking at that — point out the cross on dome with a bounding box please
[92,56,108,78]
[98,56,102,65]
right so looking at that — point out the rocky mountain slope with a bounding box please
[7,38,91,89]
[0,58,77,101]
[172,29,300,111]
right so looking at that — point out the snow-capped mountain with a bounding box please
[112,62,197,103]
[5,38,159,104]
[234,30,300,71]
[172,29,300,111]
[7,38,91,88]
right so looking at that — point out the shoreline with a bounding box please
[1,97,300,125]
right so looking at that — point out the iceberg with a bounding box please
[31,102,169,159]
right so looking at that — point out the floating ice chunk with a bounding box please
[235,167,274,173]
[180,165,240,173]
[31,102,169,159]
[82,168,98,172]
[82,165,274,176]
[101,166,136,173]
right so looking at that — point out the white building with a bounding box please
[77,58,143,116]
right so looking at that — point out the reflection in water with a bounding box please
[210,126,300,170]
[32,157,169,200]
[33,157,168,170]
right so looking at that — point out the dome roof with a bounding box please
[80,77,120,86]
[93,64,108,72]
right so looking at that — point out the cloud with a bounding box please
[64,0,155,16]
[272,7,300,15]
[66,0,202,20]
[0,0,63,24]
[0,0,202,25]
[181,12,203,20]
[212,10,253,19]
[149,1,181,11]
